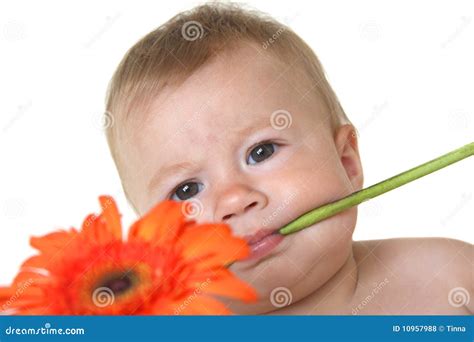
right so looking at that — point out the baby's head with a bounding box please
[105,3,363,313]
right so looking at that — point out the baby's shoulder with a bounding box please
[355,237,471,282]
[353,237,472,314]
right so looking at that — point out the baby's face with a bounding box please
[118,44,363,313]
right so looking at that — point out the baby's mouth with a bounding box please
[242,228,284,262]
[244,228,278,245]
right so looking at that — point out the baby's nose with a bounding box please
[221,201,258,221]
[214,185,267,222]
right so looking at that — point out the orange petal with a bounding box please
[9,306,51,315]
[0,290,18,314]
[12,270,49,287]
[20,255,48,269]
[128,200,186,245]
[81,214,117,245]
[6,291,45,306]
[198,268,257,303]
[0,286,14,305]
[178,223,250,268]
[0,283,45,314]
[99,196,122,241]
[30,229,78,256]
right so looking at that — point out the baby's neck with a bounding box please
[269,247,359,315]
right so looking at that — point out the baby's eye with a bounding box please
[247,142,277,165]
[170,181,204,201]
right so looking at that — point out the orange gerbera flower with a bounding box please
[0,196,256,315]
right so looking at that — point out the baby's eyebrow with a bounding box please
[148,161,199,193]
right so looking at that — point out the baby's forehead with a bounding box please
[140,94,279,150]
[134,58,301,140]
[122,43,317,135]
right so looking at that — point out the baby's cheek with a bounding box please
[293,168,347,211]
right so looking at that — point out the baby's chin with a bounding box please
[228,211,355,309]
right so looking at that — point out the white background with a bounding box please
[0,0,473,285]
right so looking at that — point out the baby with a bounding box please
[104,3,472,315]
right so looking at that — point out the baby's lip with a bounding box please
[243,228,280,246]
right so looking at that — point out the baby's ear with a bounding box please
[334,124,364,191]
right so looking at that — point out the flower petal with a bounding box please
[0,283,45,314]
[12,270,49,287]
[99,196,122,241]
[0,286,15,312]
[81,214,116,245]
[20,255,48,269]
[128,200,186,245]
[30,229,78,256]
[178,223,250,268]
[198,269,257,303]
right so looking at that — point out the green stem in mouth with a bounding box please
[279,142,474,235]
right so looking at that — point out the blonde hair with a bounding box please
[105,2,349,164]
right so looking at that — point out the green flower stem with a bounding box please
[279,142,474,235]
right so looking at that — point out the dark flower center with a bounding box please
[100,273,134,296]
